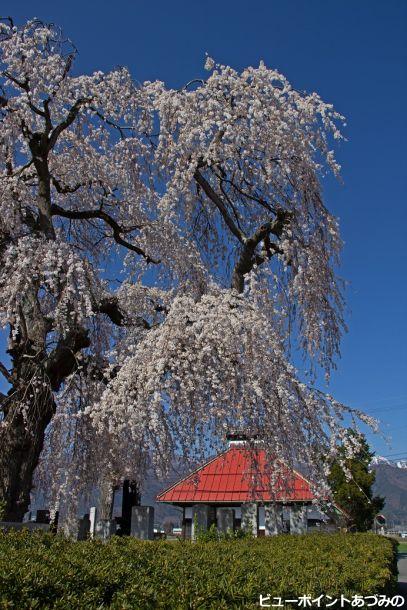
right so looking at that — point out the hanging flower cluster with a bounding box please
[89,290,375,487]
[0,236,101,337]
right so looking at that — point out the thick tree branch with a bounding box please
[3,71,49,119]
[97,296,151,329]
[45,328,91,391]
[3,71,29,92]
[51,176,83,194]
[42,98,53,134]
[47,98,92,150]
[0,361,12,384]
[213,169,276,214]
[50,203,159,263]
[231,209,291,293]
[194,169,246,243]
[97,297,125,326]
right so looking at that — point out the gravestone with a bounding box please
[35,509,50,524]
[191,504,215,540]
[114,480,141,536]
[94,519,116,540]
[89,506,97,538]
[77,514,90,540]
[130,506,154,540]
[217,508,235,534]
[241,502,258,536]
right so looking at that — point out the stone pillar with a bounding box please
[89,506,97,538]
[121,480,141,536]
[95,519,116,540]
[289,505,308,534]
[130,506,154,540]
[264,504,283,536]
[241,503,258,536]
[217,508,235,534]
[191,504,212,540]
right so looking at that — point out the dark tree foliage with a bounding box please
[328,432,385,532]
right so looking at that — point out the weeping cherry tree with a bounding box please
[0,19,374,521]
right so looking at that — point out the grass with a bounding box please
[398,542,407,554]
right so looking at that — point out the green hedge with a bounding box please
[0,531,397,609]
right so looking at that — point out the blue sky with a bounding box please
[1,0,406,457]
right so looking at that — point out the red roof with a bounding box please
[157,444,315,504]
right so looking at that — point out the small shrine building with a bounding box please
[157,436,344,538]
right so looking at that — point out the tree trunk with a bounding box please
[0,390,54,522]
[0,278,55,521]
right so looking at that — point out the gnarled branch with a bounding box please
[97,296,151,329]
[47,98,92,150]
[231,209,291,293]
[45,327,91,391]
[0,361,12,384]
[194,168,246,243]
[50,203,159,263]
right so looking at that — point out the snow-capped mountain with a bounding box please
[371,456,407,468]
[372,459,407,525]
[371,456,392,466]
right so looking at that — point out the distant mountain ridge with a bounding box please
[371,456,407,469]
[372,461,407,525]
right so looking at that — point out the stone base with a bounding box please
[0,522,50,532]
